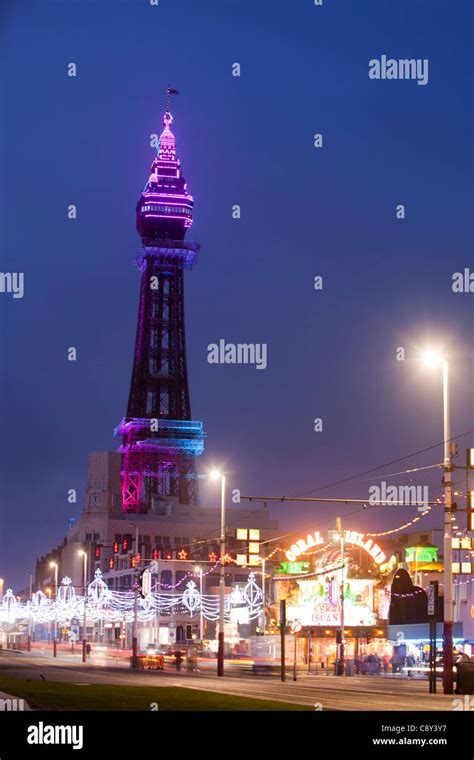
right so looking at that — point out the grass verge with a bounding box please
[0,673,312,711]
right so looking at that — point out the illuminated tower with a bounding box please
[116,109,204,514]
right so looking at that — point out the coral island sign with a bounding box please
[285,529,386,566]
[286,532,324,562]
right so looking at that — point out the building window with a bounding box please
[160,570,172,586]
[174,537,181,545]
[163,536,170,546]
[85,533,92,541]
[182,537,189,547]
[89,492,102,507]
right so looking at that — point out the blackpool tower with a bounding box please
[116,107,204,514]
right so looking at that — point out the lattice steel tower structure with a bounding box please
[116,109,204,514]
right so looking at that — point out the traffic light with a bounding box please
[113,542,119,555]
[136,552,141,564]
[131,555,137,568]
[109,558,115,570]
[122,538,128,552]
[153,548,159,560]
[94,545,101,559]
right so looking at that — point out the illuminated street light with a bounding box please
[49,562,59,641]
[208,469,226,677]
[421,349,454,694]
[422,349,443,368]
[194,566,204,643]
[78,549,88,661]
[329,517,345,676]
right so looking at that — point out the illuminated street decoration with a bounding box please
[0,570,262,626]
[1,589,17,624]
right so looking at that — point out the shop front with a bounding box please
[275,528,396,673]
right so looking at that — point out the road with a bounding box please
[0,650,457,711]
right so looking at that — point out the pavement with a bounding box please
[0,650,459,711]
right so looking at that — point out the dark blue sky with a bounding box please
[1,0,473,588]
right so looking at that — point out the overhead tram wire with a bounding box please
[287,428,474,498]
[187,432,474,556]
[240,485,450,547]
[357,462,443,481]
[185,432,474,558]
[241,495,444,506]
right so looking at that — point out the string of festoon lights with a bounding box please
[366,506,432,537]
[156,561,222,590]
[454,577,474,587]
[0,569,263,627]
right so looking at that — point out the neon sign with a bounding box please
[286,532,324,562]
[285,530,386,565]
[343,531,386,565]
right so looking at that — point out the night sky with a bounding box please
[0,0,473,589]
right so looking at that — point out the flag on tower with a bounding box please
[167,87,180,95]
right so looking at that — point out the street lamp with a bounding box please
[49,562,58,641]
[210,469,226,677]
[78,550,88,661]
[421,349,454,694]
[25,574,33,648]
[330,517,345,676]
[128,522,140,664]
[194,566,204,645]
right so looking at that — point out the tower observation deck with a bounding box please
[116,109,204,513]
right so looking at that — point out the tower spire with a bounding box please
[158,110,176,159]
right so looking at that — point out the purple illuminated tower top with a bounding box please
[116,108,204,514]
[137,110,194,243]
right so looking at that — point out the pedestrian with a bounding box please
[174,649,183,671]
[86,643,91,660]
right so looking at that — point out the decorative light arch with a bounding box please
[0,570,262,627]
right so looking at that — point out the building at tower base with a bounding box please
[33,451,281,648]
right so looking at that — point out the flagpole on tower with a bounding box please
[166,85,180,113]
